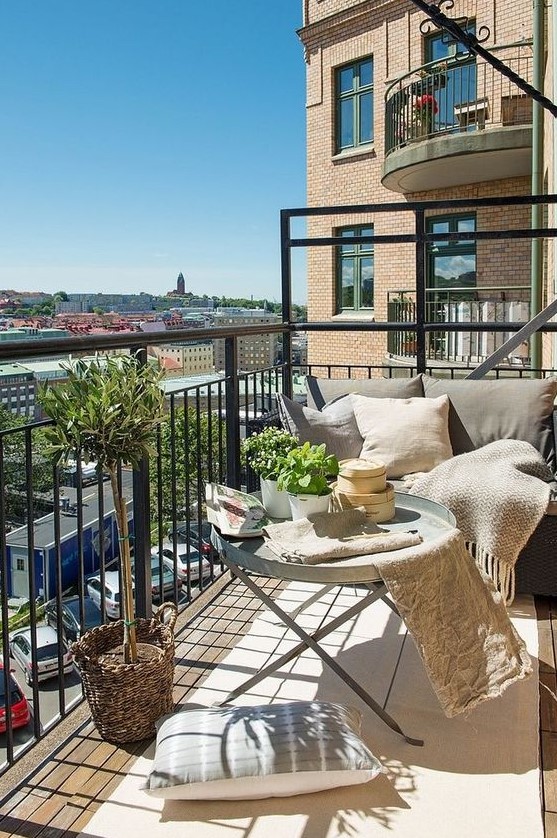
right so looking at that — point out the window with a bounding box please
[335,58,373,152]
[336,226,374,312]
[426,214,476,296]
[425,23,476,132]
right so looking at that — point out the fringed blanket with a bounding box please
[373,528,532,717]
[409,439,553,603]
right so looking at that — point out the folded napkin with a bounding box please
[262,508,422,565]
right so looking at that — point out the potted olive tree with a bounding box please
[276,442,339,520]
[39,354,176,743]
[241,426,298,518]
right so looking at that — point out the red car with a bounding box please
[0,663,31,733]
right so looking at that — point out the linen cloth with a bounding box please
[409,439,553,603]
[262,507,422,564]
[373,527,532,717]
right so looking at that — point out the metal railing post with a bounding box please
[130,347,152,619]
[281,209,293,399]
[415,209,427,373]
[224,336,241,489]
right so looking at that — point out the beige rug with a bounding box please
[79,583,542,838]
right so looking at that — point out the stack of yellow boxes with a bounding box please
[331,458,395,523]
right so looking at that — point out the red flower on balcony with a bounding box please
[413,94,438,136]
[414,93,438,114]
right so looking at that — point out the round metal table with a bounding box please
[211,492,456,746]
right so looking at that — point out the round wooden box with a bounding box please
[337,458,387,494]
[331,482,396,523]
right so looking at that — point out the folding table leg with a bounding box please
[218,560,424,747]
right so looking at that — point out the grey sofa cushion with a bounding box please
[277,393,363,461]
[423,376,557,469]
[305,374,424,410]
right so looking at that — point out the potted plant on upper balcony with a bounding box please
[276,441,339,520]
[413,93,438,137]
[241,426,298,518]
[38,354,176,743]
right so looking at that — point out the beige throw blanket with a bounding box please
[262,508,422,564]
[373,528,532,717]
[409,439,553,603]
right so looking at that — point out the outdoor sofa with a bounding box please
[275,373,557,597]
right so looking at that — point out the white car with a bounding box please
[86,571,125,620]
[158,544,213,585]
[9,625,74,686]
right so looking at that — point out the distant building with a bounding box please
[150,341,214,377]
[0,363,37,417]
[213,308,280,372]
[65,293,155,313]
[189,298,215,310]
[0,327,70,342]
[176,272,185,295]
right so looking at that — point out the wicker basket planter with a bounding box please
[72,603,177,744]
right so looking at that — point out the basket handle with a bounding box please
[154,602,178,632]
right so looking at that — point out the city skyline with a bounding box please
[0,2,308,304]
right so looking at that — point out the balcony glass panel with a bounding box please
[359,92,373,143]
[339,99,354,147]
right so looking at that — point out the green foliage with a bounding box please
[0,410,53,525]
[276,442,339,497]
[37,354,167,663]
[151,405,226,524]
[241,427,298,480]
[38,355,166,470]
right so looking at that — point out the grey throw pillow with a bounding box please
[277,393,363,461]
[143,701,383,800]
[423,376,557,469]
[305,374,424,410]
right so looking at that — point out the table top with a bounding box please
[211,492,456,585]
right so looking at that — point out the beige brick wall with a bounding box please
[299,0,551,371]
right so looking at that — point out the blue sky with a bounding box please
[0,2,308,303]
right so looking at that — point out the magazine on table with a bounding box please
[205,483,269,537]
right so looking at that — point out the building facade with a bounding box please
[213,309,281,372]
[298,0,554,370]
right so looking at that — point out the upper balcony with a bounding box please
[382,44,533,194]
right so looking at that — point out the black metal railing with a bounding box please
[387,287,531,364]
[385,43,533,155]
[2,192,557,774]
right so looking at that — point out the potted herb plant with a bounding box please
[38,354,176,743]
[241,426,298,518]
[276,441,339,520]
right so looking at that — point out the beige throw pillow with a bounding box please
[351,393,453,478]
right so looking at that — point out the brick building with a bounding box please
[298,0,555,370]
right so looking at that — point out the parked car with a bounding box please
[134,555,176,598]
[159,545,213,585]
[0,662,31,732]
[86,571,124,620]
[9,625,74,686]
[167,520,214,557]
[44,595,103,644]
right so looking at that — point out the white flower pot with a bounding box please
[260,478,292,519]
[288,492,331,521]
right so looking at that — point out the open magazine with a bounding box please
[205,483,269,537]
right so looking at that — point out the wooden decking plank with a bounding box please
[546,811,557,838]
[540,673,557,732]
[538,625,556,674]
[542,731,557,814]
[0,586,555,837]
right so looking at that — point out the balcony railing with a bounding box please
[387,286,531,365]
[385,43,533,156]
[2,193,557,776]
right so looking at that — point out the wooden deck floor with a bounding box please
[0,579,556,838]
